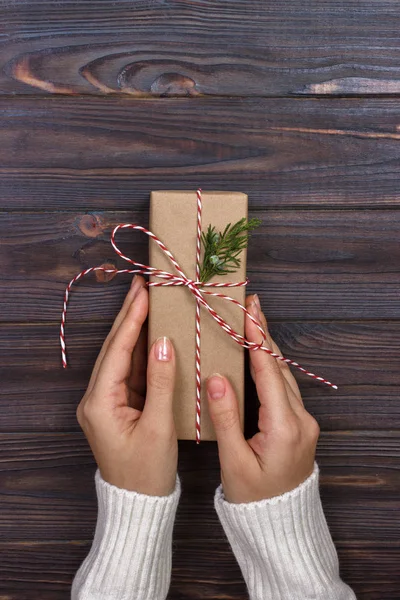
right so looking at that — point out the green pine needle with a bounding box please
[199,217,261,283]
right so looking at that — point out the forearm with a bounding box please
[72,470,180,600]
[215,463,356,600]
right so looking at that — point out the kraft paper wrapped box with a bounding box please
[148,191,248,441]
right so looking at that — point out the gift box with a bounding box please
[61,192,336,436]
[148,191,248,441]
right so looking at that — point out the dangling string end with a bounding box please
[60,193,338,443]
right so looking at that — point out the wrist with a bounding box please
[218,461,319,506]
[220,459,316,504]
[214,463,353,598]
[96,468,180,498]
[98,467,178,497]
[72,470,181,600]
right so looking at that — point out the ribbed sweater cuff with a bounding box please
[215,463,356,600]
[72,470,181,600]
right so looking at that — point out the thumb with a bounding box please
[141,336,176,432]
[206,374,251,464]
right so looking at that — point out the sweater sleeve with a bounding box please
[214,462,356,600]
[71,470,181,600]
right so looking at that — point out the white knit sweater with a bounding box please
[72,463,356,600]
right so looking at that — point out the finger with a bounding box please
[249,295,303,406]
[245,294,276,378]
[245,298,293,424]
[206,374,253,466]
[94,285,149,396]
[269,335,303,406]
[246,294,285,369]
[255,294,304,406]
[87,275,146,394]
[90,276,145,381]
[141,336,176,431]
[128,318,148,400]
[250,361,255,382]
[126,321,147,412]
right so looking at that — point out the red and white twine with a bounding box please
[194,189,202,442]
[60,189,337,443]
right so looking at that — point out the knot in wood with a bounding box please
[95,263,118,283]
[77,214,104,238]
[150,72,198,96]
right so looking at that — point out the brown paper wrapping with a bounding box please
[148,191,248,441]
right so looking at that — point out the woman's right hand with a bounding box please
[206,293,320,503]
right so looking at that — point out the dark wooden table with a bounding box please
[1,2,399,598]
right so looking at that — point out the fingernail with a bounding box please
[155,336,172,361]
[253,293,261,309]
[207,373,226,399]
[130,276,141,299]
[250,300,260,321]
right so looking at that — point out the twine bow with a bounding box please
[60,189,337,443]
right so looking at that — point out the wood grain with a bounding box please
[1,2,399,597]
[1,319,399,382]
[0,97,399,210]
[1,209,399,321]
[1,318,399,431]
[2,365,398,432]
[1,1,400,97]
[0,432,398,542]
[0,541,399,600]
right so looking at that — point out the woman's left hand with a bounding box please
[206,293,319,503]
[76,275,178,496]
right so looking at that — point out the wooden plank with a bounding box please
[1,208,399,320]
[335,542,400,600]
[0,542,86,598]
[1,320,399,430]
[1,1,400,97]
[2,209,400,320]
[1,365,398,432]
[0,432,398,542]
[0,320,398,384]
[0,541,398,600]
[0,97,399,210]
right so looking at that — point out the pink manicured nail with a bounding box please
[155,336,171,361]
[130,274,138,288]
[207,373,226,399]
[253,293,261,309]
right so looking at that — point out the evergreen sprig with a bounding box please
[199,217,261,283]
